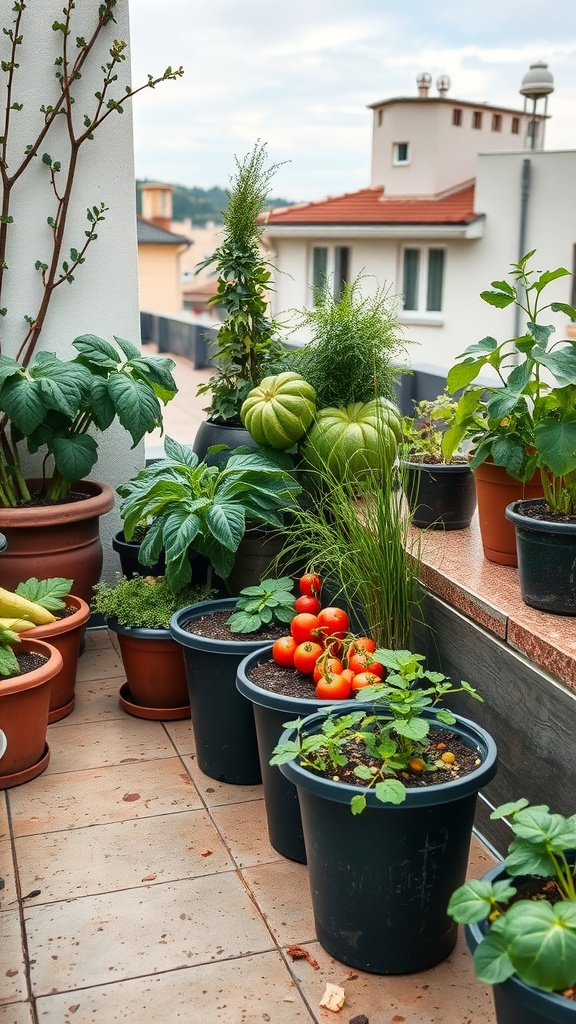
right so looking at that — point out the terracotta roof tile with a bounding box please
[265,184,478,226]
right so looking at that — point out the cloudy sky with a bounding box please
[128,0,575,203]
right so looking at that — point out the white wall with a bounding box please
[0,2,145,580]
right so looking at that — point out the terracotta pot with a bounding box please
[107,619,190,721]
[472,461,544,566]
[0,479,115,605]
[0,637,63,788]
[24,596,91,722]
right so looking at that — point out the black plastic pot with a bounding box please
[169,599,273,785]
[505,499,576,615]
[278,705,498,974]
[192,420,257,467]
[466,863,576,1024]
[112,530,166,578]
[404,460,477,530]
[236,645,335,863]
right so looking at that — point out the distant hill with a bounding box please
[136,180,295,226]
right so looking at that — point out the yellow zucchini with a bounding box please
[0,617,37,633]
[0,587,56,625]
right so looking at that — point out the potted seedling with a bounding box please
[448,799,576,1024]
[271,649,497,974]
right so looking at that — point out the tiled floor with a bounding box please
[1,628,498,1023]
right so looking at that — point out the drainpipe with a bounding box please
[515,158,531,339]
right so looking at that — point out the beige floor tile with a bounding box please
[25,874,274,996]
[15,810,234,905]
[0,793,8,842]
[288,935,496,1024]
[44,718,177,775]
[210,799,282,868]
[469,831,499,875]
[0,1004,34,1024]
[83,628,114,652]
[76,645,123,682]
[68,674,126,725]
[242,859,315,946]
[8,758,202,837]
[35,950,311,1023]
[185,755,264,807]
[0,911,28,1004]
[163,719,195,756]
[0,840,17,912]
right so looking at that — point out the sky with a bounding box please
[128,0,576,204]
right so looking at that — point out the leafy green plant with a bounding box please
[448,800,576,993]
[401,394,462,464]
[196,142,286,425]
[227,576,295,634]
[443,251,576,514]
[0,2,183,503]
[0,576,73,676]
[15,577,72,613]
[285,274,408,410]
[91,574,214,630]
[0,334,177,504]
[0,624,23,678]
[117,437,301,590]
[271,648,481,812]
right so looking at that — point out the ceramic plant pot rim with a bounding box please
[170,599,274,655]
[105,619,172,642]
[236,644,332,716]
[506,499,576,537]
[0,638,63,695]
[278,703,498,809]
[24,595,90,639]
[0,479,114,526]
[465,862,576,1022]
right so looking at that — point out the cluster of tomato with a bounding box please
[272,573,385,700]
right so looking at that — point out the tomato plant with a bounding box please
[290,612,320,643]
[293,641,324,675]
[294,594,321,615]
[317,606,349,640]
[351,671,383,692]
[315,673,352,701]
[272,636,298,668]
[348,650,385,677]
[313,655,344,684]
[299,573,322,597]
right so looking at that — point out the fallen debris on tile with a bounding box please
[286,944,320,969]
[319,983,346,1012]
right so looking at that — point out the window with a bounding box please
[492,113,502,132]
[472,111,483,130]
[402,247,445,314]
[393,142,409,164]
[452,108,462,126]
[377,109,383,127]
[311,245,350,304]
[511,116,520,135]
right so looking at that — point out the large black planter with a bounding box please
[278,705,498,974]
[169,599,272,785]
[112,530,166,578]
[192,419,257,467]
[466,863,576,1024]
[404,460,477,530]
[236,645,334,863]
[505,499,576,615]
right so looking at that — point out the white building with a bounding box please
[263,69,575,374]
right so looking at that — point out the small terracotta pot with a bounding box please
[473,461,544,566]
[0,479,115,605]
[0,638,63,788]
[107,620,190,721]
[24,596,91,722]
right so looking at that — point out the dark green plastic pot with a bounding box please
[505,499,576,615]
[170,599,272,785]
[404,460,477,530]
[278,704,498,974]
[466,863,576,1024]
[192,420,257,467]
[236,644,334,863]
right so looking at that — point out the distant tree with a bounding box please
[136,180,294,226]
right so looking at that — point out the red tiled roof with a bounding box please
[264,184,478,226]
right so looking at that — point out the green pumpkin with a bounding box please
[241,372,316,449]
[299,399,402,480]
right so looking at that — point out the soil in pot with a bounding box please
[182,611,287,643]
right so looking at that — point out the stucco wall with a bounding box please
[0,2,145,581]
[138,245,183,314]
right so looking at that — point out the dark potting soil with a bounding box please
[517,499,576,526]
[8,652,49,678]
[183,610,287,643]
[249,658,318,699]
[15,489,88,509]
[407,453,469,466]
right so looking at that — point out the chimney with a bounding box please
[417,72,432,98]
[436,74,451,98]
[139,183,174,232]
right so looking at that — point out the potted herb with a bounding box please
[193,142,287,459]
[169,577,297,786]
[401,393,477,530]
[271,650,497,974]
[0,3,182,601]
[448,799,576,1024]
[91,574,213,720]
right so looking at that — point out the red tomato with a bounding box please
[272,636,298,668]
[290,612,320,644]
[348,637,377,658]
[350,671,382,693]
[315,673,352,701]
[294,594,321,615]
[313,656,344,684]
[316,606,350,640]
[348,650,385,677]
[299,573,322,597]
[293,641,324,675]
[340,668,355,685]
